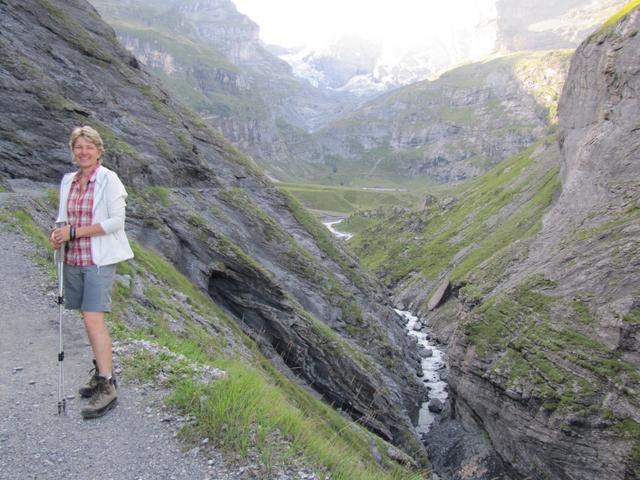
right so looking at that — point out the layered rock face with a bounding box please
[90,0,357,181]
[0,0,426,460]
[300,51,570,183]
[341,5,639,478]
[445,8,640,479]
[172,0,261,63]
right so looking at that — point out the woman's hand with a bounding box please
[50,225,71,249]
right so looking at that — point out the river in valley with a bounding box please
[322,218,353,241]
[395,309,448,438]
[321,219,447,437]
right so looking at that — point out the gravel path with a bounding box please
[0,197,231,480]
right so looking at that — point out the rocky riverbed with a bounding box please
[395,309,448,439]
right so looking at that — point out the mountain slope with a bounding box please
[0,0,427,467]
[89,0,358,181]
[297,50,571,185]
[278,0,626,97]
[342,4,640,478]
[495,0,628,50]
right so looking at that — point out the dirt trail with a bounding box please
[0,194,228,480]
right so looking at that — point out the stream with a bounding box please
[321,219,447,438]
[395,309,448,438]
[321,218,353,241]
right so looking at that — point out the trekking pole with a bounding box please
[55,222,66,415]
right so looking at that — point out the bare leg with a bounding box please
[82,311,112,376]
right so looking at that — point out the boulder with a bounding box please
[420,348,434,358]
[428,279,451,311]
[428,398,444,413]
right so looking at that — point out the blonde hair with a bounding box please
[69,126,105,162]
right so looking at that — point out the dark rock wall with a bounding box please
[444,7,640,480]
[0,0,426,460]
[557,9,640,222]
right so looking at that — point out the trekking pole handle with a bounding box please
[55,222,66,298]
[54,222,67,265]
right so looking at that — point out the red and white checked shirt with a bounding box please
[65,165,100,266]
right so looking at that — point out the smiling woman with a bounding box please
[49,125,134,420]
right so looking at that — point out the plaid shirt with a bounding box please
[65,165,100,266]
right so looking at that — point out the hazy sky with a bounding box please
[233,0,496,48]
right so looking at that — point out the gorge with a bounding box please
[0,0,427,473]
[342,4,640,479]
[1,0,639,479]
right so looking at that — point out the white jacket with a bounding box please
[56,165,134,266]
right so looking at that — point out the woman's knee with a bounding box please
[82,311,106,330]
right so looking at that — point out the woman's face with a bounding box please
[73,136,101,170]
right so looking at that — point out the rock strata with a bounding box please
[445,7,640,479]
[0,0,425,461]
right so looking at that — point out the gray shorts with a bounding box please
[63,264,116,312]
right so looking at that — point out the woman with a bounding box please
[50,125,134,419]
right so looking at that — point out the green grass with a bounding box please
[129,241,226,320]
[451,166,560,281]
[91,121,143,164]
[279,189,367,294]
[572,205,640,241]
[115,241,426,479]
[347,140,561,296]
[611,419,640,464]
[572,300,594,324]
[46,188,59,209]
[339,215,378,235]
[597,0,640,34]
[463,272,640,418]
[169,360,424,479]
[279,182,416,215]
[121,349,170,383]
[0,209,54,274]
[144,186,171,208]
[36,0,113,63]
[157,138,175,162]
[624,307,640,324]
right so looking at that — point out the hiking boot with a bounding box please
[81,376,118,419]
[78,360,100,398]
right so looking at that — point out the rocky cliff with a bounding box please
[446,7,640,478]
[343,4,640,478]
[0,0,427,461]
[298,50,571,185]
[89,0,358,181]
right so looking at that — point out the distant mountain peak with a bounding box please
[275,0,627,96]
